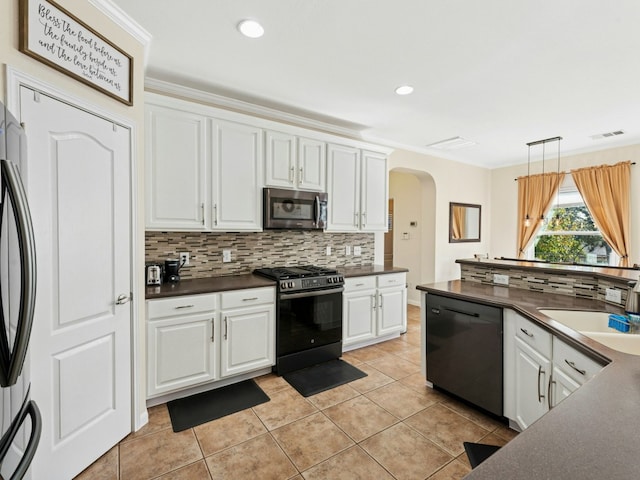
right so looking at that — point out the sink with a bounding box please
[538,309,640,356]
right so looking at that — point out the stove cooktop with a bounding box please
[253,265,343,292]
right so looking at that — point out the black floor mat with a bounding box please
[167,379,269,432]
[283,359,367,397]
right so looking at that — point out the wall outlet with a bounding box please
[222,249,232,263]
[493,274,509,286]
[606,288,622,303]
[179,252,190,266]
[345,246,351,255]
[326,246,332,256]
[354,246,362,256]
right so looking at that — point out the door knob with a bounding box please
[115,293,131,305]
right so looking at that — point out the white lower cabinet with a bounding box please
[343,273,407,348]
[147,287,275,399]
[220,289,275,377]
[504,310,605,431]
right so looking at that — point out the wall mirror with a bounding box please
[449,202,481,243]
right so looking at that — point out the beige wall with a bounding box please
[490,144,640,265]
[388,149,492,284]
[1,0,147,425]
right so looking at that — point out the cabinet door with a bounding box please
[377,287,406,336]
[343,290,377,346]
[360,150,388,231]
[550,365,580,408]
[147,313,217,397]
[145,105,208,230]
[265,130,296,189]
[297,137,326,191]
[514,337,551,430]
[220,305,275,377]
[211,119,263,231]
[326,144,360,231]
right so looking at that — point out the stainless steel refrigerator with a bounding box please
[0,101,41,479]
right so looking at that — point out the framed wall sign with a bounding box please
[19,0,133,105]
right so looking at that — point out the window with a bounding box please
[527,176,619,266]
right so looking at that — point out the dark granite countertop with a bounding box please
[145,274,276,300]
[457,257,640,283]
[417,280,640,479]
[145,265,407,300]
[339,265,409,278]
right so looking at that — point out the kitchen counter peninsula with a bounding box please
[418,280,640,480]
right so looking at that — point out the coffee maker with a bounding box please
[164,258,181,283]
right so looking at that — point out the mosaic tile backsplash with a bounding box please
[460,263,629,308]
[145,231,375,279]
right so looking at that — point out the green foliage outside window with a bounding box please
[533,206,611,265]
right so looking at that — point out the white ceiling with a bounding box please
[112,0,640,168]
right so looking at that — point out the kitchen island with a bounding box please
[418,279,640,479]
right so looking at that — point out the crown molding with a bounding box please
[144,77,369,141]
[88,0,152,66]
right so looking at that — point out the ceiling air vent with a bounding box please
[590,130,625,140]
[426,136,477,150]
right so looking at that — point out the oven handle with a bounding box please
[279,287,344,300]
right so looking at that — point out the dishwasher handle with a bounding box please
[442,306,480,318]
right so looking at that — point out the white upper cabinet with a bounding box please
[297,137,326,191]
[210,119,263,231]
[145,104,208,230]
[326,144,388,232]
[326,144,361,232]
[265,132,326,191]
[360,150,388,231]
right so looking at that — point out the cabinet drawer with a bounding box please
[148,293,218,320]
[553,337,604,384]
[221,287,275,310]
[377,273,406,288]
[515,315,552,358]
[345,276,376,292]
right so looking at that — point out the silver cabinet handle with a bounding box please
[355,283,365,287]
[290,166,295,182]
[115,293,131,305]
[548,377,554,410]
[520,328,534,338]
[379,293,383,308]
[211,319,215,343]
[564,359,586,376]
[362,212,366,227]
[354,212,359,227]
[213,204,218,226]
[201,203,205,225]
[299,166,303,184]
[224,317,228,340]
[174,304,194,310]
[537,365,545,402]
[372,295,377,310]
[242,297,258,302]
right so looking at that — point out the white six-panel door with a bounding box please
[19,87,132,479]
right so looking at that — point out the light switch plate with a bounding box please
[345,246,351,255]
[493,274,509,286]
[222,249,231,263]
[354,246,362,256]
[326,246,332,255]
[606,288,622,303]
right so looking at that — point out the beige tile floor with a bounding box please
[75,305,517,480]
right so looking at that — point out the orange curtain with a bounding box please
[570,161,631,267]
[517,172,565,258]
[452,205,465,239]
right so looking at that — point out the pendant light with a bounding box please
[552,138,562,227]
[524,146,531,227]
[539,141,546,227]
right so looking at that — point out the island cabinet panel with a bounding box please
[503,310,606,431]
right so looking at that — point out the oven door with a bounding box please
[277,287,343,358]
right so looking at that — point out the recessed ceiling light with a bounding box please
[237,20,264,38]
[395,85,414,95]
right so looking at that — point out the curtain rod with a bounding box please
[513,162,636,181]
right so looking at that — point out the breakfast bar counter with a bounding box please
[418,280,640,479]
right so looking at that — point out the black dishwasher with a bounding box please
[426,294,503,416]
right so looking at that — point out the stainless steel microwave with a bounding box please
[263,188,327,230]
